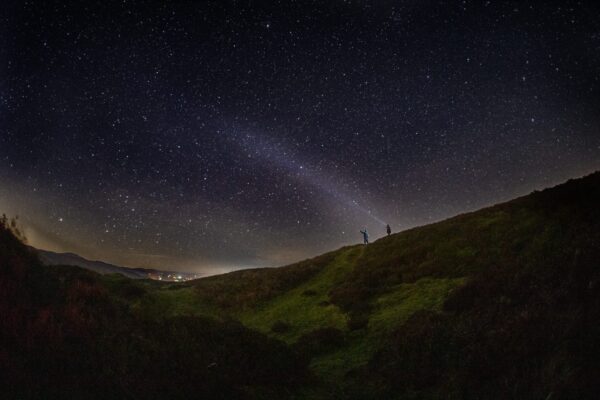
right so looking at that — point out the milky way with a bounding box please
[1,1,599,274]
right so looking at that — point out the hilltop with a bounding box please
[1,172,599,399]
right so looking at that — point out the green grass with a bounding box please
[369,277,466,333]
[309,277,466,382]
[104,243,468,387]
[103,242,470,386]
[231,245,468,384]
[133,285,220,318]
[238,246,362,342]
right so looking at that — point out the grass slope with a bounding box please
[3,171,599,399]
[238,246,361,342]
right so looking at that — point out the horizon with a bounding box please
[2,1,599,274]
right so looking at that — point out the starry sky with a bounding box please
[1,1,599,275]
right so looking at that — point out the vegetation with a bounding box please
[1,172,600,398]
[0,216,308,399]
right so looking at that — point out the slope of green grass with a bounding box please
[238,246,362,342]
[368,277,466,333]
[118,236,470,386]
[201,245,469,384]
[308,277,465,382]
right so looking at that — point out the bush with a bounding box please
[0,221,310,399]
[271,320,292,333]
[347,314,369,331]
[294,328,345,355]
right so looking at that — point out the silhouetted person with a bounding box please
[386,224,391,236]
[360,229,369,244]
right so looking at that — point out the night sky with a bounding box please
[1,1,599,275]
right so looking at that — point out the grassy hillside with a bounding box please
[136,172,600,398]
[119,174,600,395]
[1,172,599,399]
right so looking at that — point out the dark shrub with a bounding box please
[329,285,373,314]
[271,320,291,333]
[118,281,147,299]
[347,314,369,331]
[294,327,345,355]
[0,219,311,399]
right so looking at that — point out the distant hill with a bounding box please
[33,247,200,281]
[1,171,599,399]
[33,248,148,279]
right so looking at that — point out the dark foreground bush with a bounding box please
[271,320,292,333]
[0,219,309,400]
[294,328,345,356]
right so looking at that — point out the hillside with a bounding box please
[34,247,199,281]
[34,248,149,279]
[1,172,600,399]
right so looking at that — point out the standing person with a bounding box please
[360,228,369,244]
[386,224,391,236]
